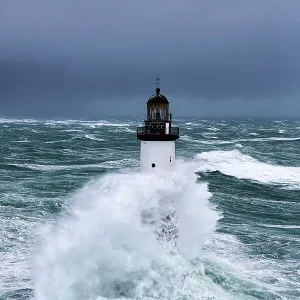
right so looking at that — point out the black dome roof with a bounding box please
[147,88,169,103]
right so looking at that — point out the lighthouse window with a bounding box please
[152,163,156,168]
[170,157,172,162]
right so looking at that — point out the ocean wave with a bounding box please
[45,139,72,144]
[32,163,221,300]
[265,136,300,141]
[180,135,197,143]
[10,159,139,172]
[44,120,82,126]
[201,133,218,139]
[86,121,133,128]
[0,118,137,128]
[62,129,84,133]
[43,120,133,128]
[180,135,232,145]
[84,134,105,142]
[203,232,300,299]
[207,127,220,132]
[196,150,300,188]
[14,138,30,143]
[180,135,300,146]
[10,163,68,171]
[0,118,39,124]
[108,128,136,133]
[261,224,300,229]
[124,128,136,133]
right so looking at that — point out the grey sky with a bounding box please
[0,1,299,118]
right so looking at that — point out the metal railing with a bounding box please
[136,126,179,136]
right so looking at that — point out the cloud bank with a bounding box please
[0,1,299,117]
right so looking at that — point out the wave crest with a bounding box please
[196,150,300,188]
[32,163,219,300]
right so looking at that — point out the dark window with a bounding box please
[170,157,172,162]
[152,163,156,168]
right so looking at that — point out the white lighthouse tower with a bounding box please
[137,85,179,172]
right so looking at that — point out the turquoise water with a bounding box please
[0,118,299,300]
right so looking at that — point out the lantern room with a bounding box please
[147,88,169,121]
[136,87,179,141]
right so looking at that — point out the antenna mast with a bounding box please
[155,74,160,88]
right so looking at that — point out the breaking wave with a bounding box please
[10,159,139,172]
[32,162,220,300]
[196,150,300,188]
[180,135,300,145]
[84,134,105,142]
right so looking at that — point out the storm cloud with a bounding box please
[0,0,300,118]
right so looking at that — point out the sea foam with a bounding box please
[196,150,300,188]
[32,162,221,300]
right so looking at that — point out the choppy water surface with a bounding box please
[0,117,299,300]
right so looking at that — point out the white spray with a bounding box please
[32,161,222,300]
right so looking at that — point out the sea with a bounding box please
[0,117,299,300]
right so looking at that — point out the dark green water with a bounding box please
[0,118,299,300]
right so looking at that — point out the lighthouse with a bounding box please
[136,85,179,172]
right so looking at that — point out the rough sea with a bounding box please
[1,117,299,300]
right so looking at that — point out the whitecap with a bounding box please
[84,134,105,142]
[261,224,300,229]
[88,121,131,128]
[32,163,221,300]
[196,150,300,187]
[0,118,39,124]
[207,127,220,131]
[11,159,138,172]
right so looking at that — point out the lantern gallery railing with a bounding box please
[136,126,179,141]
[137,126,179,135]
